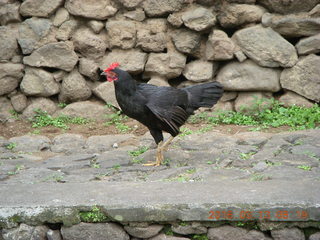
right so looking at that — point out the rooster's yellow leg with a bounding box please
[160,136,175,152]
[143,141,163,166]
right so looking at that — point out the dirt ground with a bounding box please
[0,117,291,139]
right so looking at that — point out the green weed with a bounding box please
[179,127,194,137]
[239,152,256,160]
[297,165,312,171]
[105,109,131,133]
[129,146,149,157]
[79,206,108,223]
[192,235,208,240]
[58,103,67,108]
[7,164,24,175]
[9,110,20,120]
[6,143,16,150]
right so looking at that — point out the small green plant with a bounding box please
[163,226,174,236]
[9,109,20,120]
[192,234,208,240]
[179,127,193,137]
[197,125,213,134]
[112,164,121,171]
[179,221,188,226]
[186,168,196,174]
[129,146,149,157]
[58,102,67,108]
[250,173,269,181]
[7,164,24,175]
[297,165,312,171]
[42,173,64,182]
[131,157,144,164]
[207,161,214,165]
[105,109,131,133]
[79,206,108,223]
[91,163,100,169]
[115,122,132,133]
[239,152,256,160]
[31,129,41,135]
[6,142,16,150]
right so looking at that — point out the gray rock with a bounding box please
[234,92,272,113]
[79,58,99,81]
[167,12,184,27]
[124,225,163,238]
[20,67,60,97]
[124,8,146,22]
[171,28,201,54]
[182,5,216,31]
[212,101,234,112]
[10,93,28,113]
[271,227,305,240]
[59,68,92,103]
[232,25,298,68]
[217,60,281,92]
[280,54,320,102]
[258,0,319,14]
[96,150,132,168]
[100,49,147,75]
[51,134,86,154]
[65,0,118,20]
[47,229,62,240]
[92,82,120,108]
[310,4,320,17]
[208,226,271,240]
[20,0,63,17]
[118,0,145,9]
[183,60,216,82]
[234,50,247,62]
[279,91,314,108]
[296,33,320,55]
[22,97,57,118]
[0,97,15,122]
[56,19,78,41]
[145,52,186,79]
[309,232,320,240]
[206,29,235,60]
[2,224,49,240]
[9,135,51,152]
[172,223,207,235]
[87,20,105,34]
[143,0,185,17]
[253,161,268,172]
[149,234,190,240]
[218,4,266,28]
[23,42,78,71]
[53,7,69,27]
[72,27,108,60]
[61,222,129,240]
[136,19,167,52]
[262,12,320,37]
[0,26,19,61]
[42,154,94,171]
[106,20,137,49]
[55,101,111,121]
[87,134,135,153]
[52,70,67,82]
[0,63,24,96]
[0,1,21,25]
[147,76,170,87]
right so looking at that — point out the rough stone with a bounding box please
[234,92,272,113]
[217,60,281,92]
[10,93,28,113]
[92,82,120,108]
[0,1,21,25]
[234,50,247,62]
[22,97,57,118]
[167,12,183,27]
[0,97,14,122]
[171,28,201,54]
[279,91,315,108]
[51,134,86,154]
[23,42,78,71]
[143,0,185,17]
[61,223,130,240]
[20,67,60,97]
[183,60,216,82]
[65,0,118,20]
[124,8,146,22]
[106,20,137,49]
[296,33,320,55]
[72,27,108,60]
[310,4,320,17]
[2,224,49,240]
[79,58,99,81]
[147,76,170,87]
[100,49,147,74]
[310,232,320,240]
[87,20,105,34]
[208,226,271,240]
[182,5,216,31]
[59,68,92,103]
[172,223,207,235]
[53,7,69,27]
[145,52,187,79]
[118,0,145,9]
[0,63,24,96]
[124,225,163,238]
[258,0,320,14]
[0,26,19,61]
[206,29,235,60]
[56,19,78,41]
[271,227,305,240]
[149,234,190,240]
[136,19,167,52]
[53,70,67,82]
[280,54,320,102]
[20,0,63,17]
[262,13,320,37]
[55,101,111,120]
[87,134,135,153]
[232,25,298,68]
[218,4,266,28]
[47,229,62,240]
[8,135,51,152]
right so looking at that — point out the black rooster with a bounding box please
[101,63,223,166]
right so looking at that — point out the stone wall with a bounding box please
[0,0,320,121]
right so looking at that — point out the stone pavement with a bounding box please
[0,129,320,228]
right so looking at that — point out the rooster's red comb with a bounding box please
[104,62,120,72]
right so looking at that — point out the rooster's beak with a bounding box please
[100,71,107,76]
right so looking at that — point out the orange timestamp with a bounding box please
[208,210,309,220]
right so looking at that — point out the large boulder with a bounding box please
[56,19,78,41]
[262,13,320,37]
[218,4,266,28]
[10,93,28,113]
[296,33,320,55]
[79,58,99,81]
[92,82,120,108]
[171,28,201,54]
[20,0,63,17]
[257,0,319,14]
[208,226,272,240]
[217,60,281,92]
[118,0,145,9]
[18,17,56,55]
[65,0,118,20]
[280,54,320,102]
[20,67,60,97]
[182,5,216,31]
[183,60,217,82]
[59,68,92,103]
[100,49,147,74]
[0,63,24,96]
[142,0,185,17]
[0,1,21,25]
[232,25,298,68]
[206,29,235,60]
[279,91,314,108]
[106,20,137,49]
[145,52,187,78]
[0,26,19,61]
[72,27,108,60]
[53,7,69,27]
[136,19,167,52]
[23,42,78,71]
[234,92,273,113]
[22,97,57,118]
